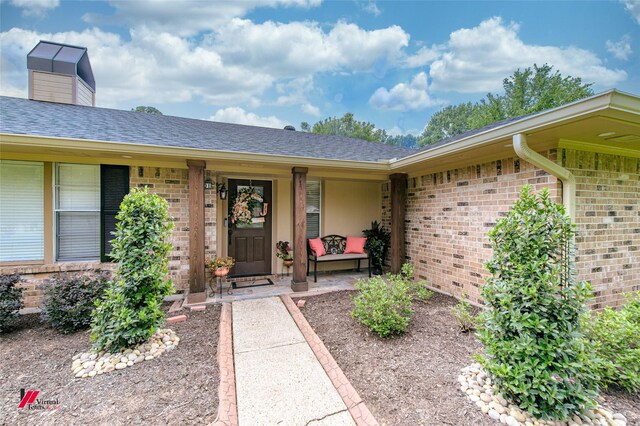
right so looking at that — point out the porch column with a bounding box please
[390,173,407,274]
[292,167,309,292]
[187,160,206,295]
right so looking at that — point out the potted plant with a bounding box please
[276,241,293,267]
[206,256,235,277]
[362,220,390,275]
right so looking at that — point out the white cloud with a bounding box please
[369,72,442,111]
[302,103,321,116]
[209,107,289,129]
[0,27,272,107]
[83,0,322,36]
[621,0,640,24]
[387,125,420,137]
[428,17,627,93]
[9,0,59,17]
[362,1,381,16]
[404,45,440,68]
[607,35,633,60]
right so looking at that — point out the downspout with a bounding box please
[512,133,576,222]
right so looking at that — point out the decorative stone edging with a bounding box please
[70,329,180,378]
[282,294,379,426]
[459,363,628,426]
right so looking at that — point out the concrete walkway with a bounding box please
[233,297,355,425]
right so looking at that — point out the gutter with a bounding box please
[512,133,576,222]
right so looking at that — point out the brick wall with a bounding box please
[130,166,217,292]
[2,165,217,309]
[397,153,560,305]
[563,149,640,308]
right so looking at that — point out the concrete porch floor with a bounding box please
[188,270,366,305]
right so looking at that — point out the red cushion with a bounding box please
[345,236,367,254]
[309,238,326,257]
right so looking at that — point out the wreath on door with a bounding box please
[231,187,267,225]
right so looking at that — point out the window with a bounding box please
[55,163,100,261]
[306,180,321,239]
[0,160,44,261]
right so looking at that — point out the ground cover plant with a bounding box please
[40,271,111,334]
[450,294,476,333]
[478,185,598,420]
[585,291,640,392]
[0,273,23,333]
[91,188,174,352]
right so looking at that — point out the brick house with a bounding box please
[1,41,639,309]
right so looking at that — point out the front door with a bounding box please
[228,179,272,276]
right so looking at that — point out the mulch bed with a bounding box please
[0,304,221,426]
[299,290,640,426]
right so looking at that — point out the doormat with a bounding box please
[231,277,274,289]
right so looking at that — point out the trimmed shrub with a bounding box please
[451,295,476,333]
[478,185,598,420]
[40,271,110,334]
[585,291,640,392]
[90,188,174,352]
[0,274,23,333]
[352,265,414,338]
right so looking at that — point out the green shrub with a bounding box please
[478,185,598,420]
[0,274,23,333]
[40,271,110,334]
[401,263,433,302]
[585,292,640,392]
[451,295,476,332]
[363,220,391,273]
[90,188,174,352]
[352,269,413,338]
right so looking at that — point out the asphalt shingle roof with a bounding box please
[0,96,416,162]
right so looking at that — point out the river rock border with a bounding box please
[71,329,180,378]
[459,363,628,426]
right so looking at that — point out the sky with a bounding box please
[1,0,639,137]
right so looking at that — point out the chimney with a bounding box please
[27,40,95,106]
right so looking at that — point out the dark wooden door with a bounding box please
[228,179,272,276]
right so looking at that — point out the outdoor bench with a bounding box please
[306,234,371,282]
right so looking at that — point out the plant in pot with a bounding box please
[276,241,293,267]
[206,256,235,277]
[362,220,390,275]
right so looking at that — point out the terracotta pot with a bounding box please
[283,259,293,267]
[214,267,230,277]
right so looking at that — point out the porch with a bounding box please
[185,270,367,305]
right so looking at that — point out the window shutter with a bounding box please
[101,165,129,261]
[0,161,44,261]
[306,180,321,239]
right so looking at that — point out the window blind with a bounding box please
[55,163,100,261]
[306,180,321,239]
[0,160,44,261]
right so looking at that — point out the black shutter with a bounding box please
[101,165,130,262]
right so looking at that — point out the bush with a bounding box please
[352,270,413,338]
[0,274,23,333]
[585,292,640,392]
[478,185,598,420]
[362,220,391,273]
[451,295,476,332]
[90,188,174,352]
[401,263,433,302]
[40,271,110,334]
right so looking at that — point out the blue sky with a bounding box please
[1,0,638,136]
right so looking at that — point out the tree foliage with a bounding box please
[131,106,163,115]
[478,185,598,420]
[91,188,174,352]
[419,64,594,147]
[307,113,389,143]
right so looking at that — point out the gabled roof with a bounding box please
[0,96,415,162]
[27,41,95,91]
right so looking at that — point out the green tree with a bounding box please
[419,102,478,146]
[419,64,594,147]
[309,112,388,143]
[385,133,419,149]
[131,106,163,115]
